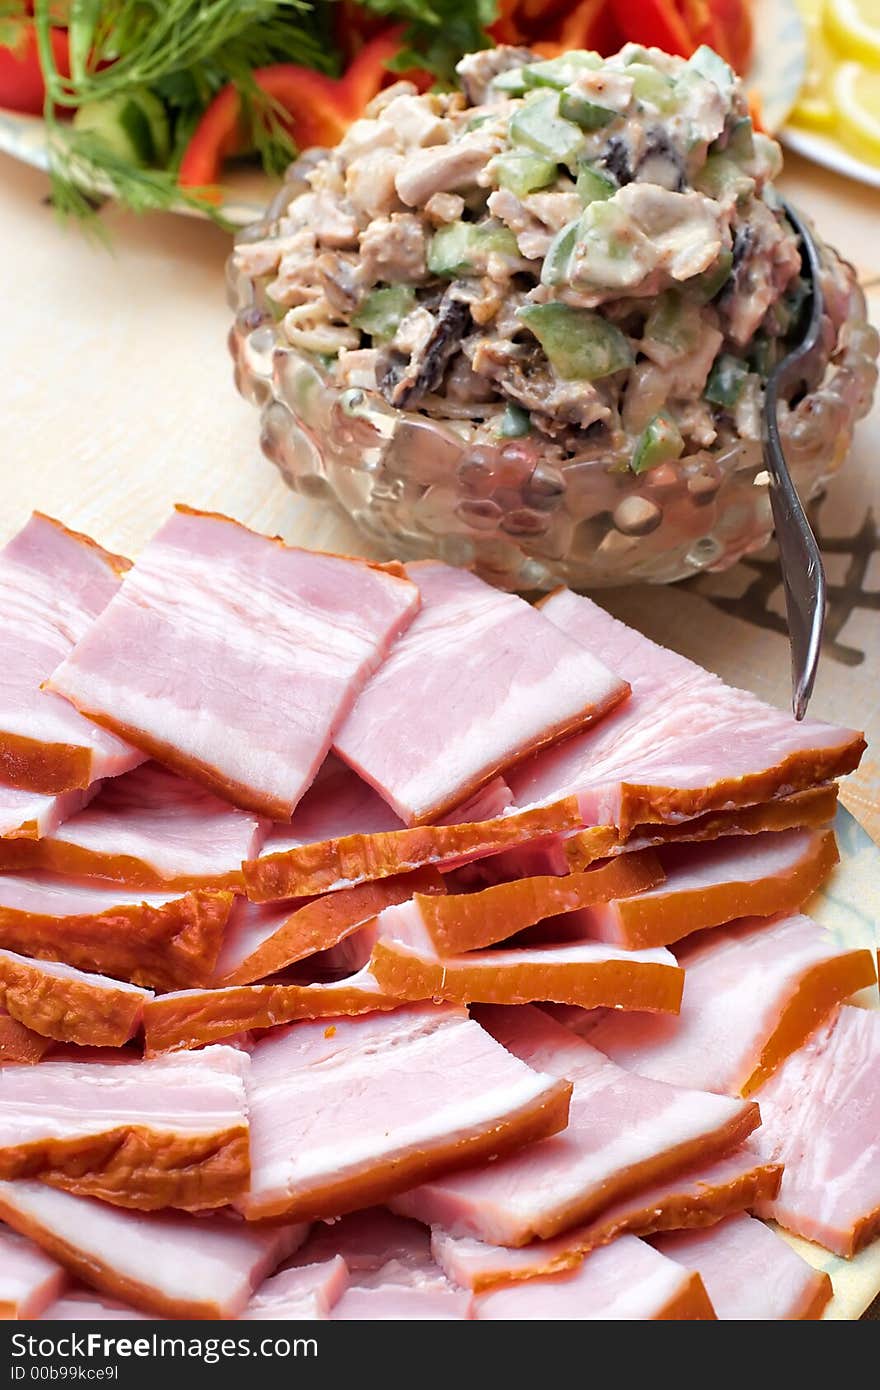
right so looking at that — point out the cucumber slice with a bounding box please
[509,91,584,166]
[518,302,633,381]
[352,285,416,343]
[498,402,531,437]
[73,88,170,168]
[576,163,617,205]
[631,412,685,474]
[558,90,616,131]
[541,219,580,287]
[490,151,558,198]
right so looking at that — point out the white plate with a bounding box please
[0,5,808,228]
[781,121,880,189]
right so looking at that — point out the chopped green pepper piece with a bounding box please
[643,291,701,359]
[627,62,677,111]
[517,302,634,381]
[687,44,736,99]
[695,153,753,201]
[352,285,416,343]
[498,402,531,437]
[541,219,581,287]
[705,353,749,407]
[521,52,602,91]
[491,66,527,96]
[631,412,685,474]
[509,90,584,166]
[558,89,616,131]
[682,249,733,303]
[427,222,520,278]
[576,163,617,205]
[490,151,558,198]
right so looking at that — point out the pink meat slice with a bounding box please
[334,561,629,826]
[0,1180,307,1319]
[243,1257,349,1320]
[391,1005,758,1246]
[589,914,877,1096]
[0,1226,67,1318]
[652,1213,832,1319]
[47,507,420,820]
[508,589,864,835]
[0,763,269,890]
[332,1263,473,1320]
[473,1236,716,1320]
[236,1003,573,1223]
[0,513,143,795]
[0,784,97,842]
[429,1147,782,1290]
[41,1290,154,1320]
[751,1005,880,1257]
[291,1206,432,1272]
[0,948,153,1048]
[0,1045,250,1211]
[548,828,837,949]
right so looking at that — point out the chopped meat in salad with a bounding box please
[237,44,820,472]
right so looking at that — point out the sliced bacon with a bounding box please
[0,513,142,795]
[41,1289,152,1320]
[430,1148,782,1291]
[332,1264,473,1320]
[589,914,877,1096]
[0,950,152,1048]
[0,871,233,991]
[236,1004,572,1223]
[0,784,98,843]
[0,763,269,891]
[549,829,838,950]
[0,1045,250,1210]
[473,1236,716,1320]
[334,561,629,826]
[610,784,840,860]
[0,1227,67,1318]
[392,1006,758,1246]
[381,852,664,957]
[752,1005,880,1257]
[47,507,420,820]
[0,1181,307,1319]
[143,969,398,1056]
[652,1213,832,1319]
[0,1004,52,1064]
[243,1257,349,1320]
[293,1206,432,1271]
[370,937,684,1014]
[215,866,443,986]
[509,590,864,835]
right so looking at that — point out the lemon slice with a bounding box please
[833,59,880,160]
[824,0,880,63]
[790,16,838,130]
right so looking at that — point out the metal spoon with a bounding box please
[761,200,827,721]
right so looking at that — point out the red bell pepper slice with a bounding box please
[340,25,406,112]
[178,65,353,189]
[608,0,696,57]
[0,18,69,115]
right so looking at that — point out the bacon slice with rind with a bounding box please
[429,1148,782,1291]
[652,1213,832,1319]
[0,1227,67,1318]
[47,507,420,820]
[387,852,664,957]
[143,969,398,1056]
[392,1006,758,1246]
[243,1257,349,1320]
[334,562,629,827]
[589,914,877,1096]
[0,763,269,891]
[509,589,864,835]
[0,1005,52,1064]
[236,1004,573,1223]
[550,829,838,950]
[0,513,143,795]
[0,871,233,991]
[0,949,152,1048]
[610,785,840,861]
[752,1005,880,1257]
[0,1181,307,1319]
[0,1045,250,1210]
[41,1289,152,1320]
[332,1265,473,1320]
[215,866,443,986]
[0,784,98,843]
[473,1236,716,1320]
[370,937,684,1014]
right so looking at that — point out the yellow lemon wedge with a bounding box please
[791,15,839,129]
[833,59,880,160]
[824,0,880,64]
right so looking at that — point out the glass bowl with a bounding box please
[227,181,878,592]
